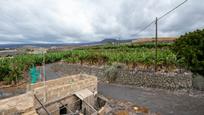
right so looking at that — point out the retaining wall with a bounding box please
[49,63,192,90]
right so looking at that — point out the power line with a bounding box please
[154,0,188,72]
[130,0,188,37]
[158,0,188,21]
[130,20,155,37]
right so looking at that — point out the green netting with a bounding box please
[29,66,40,84]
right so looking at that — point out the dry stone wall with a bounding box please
[49,63,192,90]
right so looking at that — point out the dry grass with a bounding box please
[132,37,178,44]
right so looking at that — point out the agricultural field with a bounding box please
[132,37,177,43]
[0,42,177,84]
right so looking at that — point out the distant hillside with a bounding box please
[100,38,132,44]
[101,39,118,43]
[0,39,133,49]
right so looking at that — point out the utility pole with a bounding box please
[155,17,158,73]
[43,50,47,102]
[118,36,120,46]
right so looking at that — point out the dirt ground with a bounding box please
[103,97,160,115]
[98,82,204,115]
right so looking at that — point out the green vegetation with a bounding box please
[104,63,126,82]
[1,28,203,85]
[172,29,204,76]
[74,43,176,66]
[0,60,22,84]
[0,42,176,84]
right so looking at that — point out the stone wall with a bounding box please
[116,70,192,90]
[48,63,192,90]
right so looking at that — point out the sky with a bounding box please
[0,0,203,44]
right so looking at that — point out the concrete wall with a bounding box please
[33,74,97,114]
[0,92,34,115]
[0,74,97,115]
[37,95,81,115]
[32,74,97,104]
[49,63,192,90]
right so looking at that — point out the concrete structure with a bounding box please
[0,92,35,115]
[0,74,97,115]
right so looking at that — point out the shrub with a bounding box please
[104,63,126,82]
[172,29,204,76]
[0,64,11,81]
[0,63,22,84]
[192,74,204,91]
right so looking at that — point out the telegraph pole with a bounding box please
[43,50,47,102]
[155,17,158,73]
[128,0,187,75]
[118,36,120,46]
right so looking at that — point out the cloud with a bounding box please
[0,0,203,44]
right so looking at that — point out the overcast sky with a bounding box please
[0,0,203,44]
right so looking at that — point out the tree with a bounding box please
[173,29,204,76]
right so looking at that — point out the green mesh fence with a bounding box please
[29,66,40,84]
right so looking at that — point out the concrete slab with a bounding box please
[74,89,93,100]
